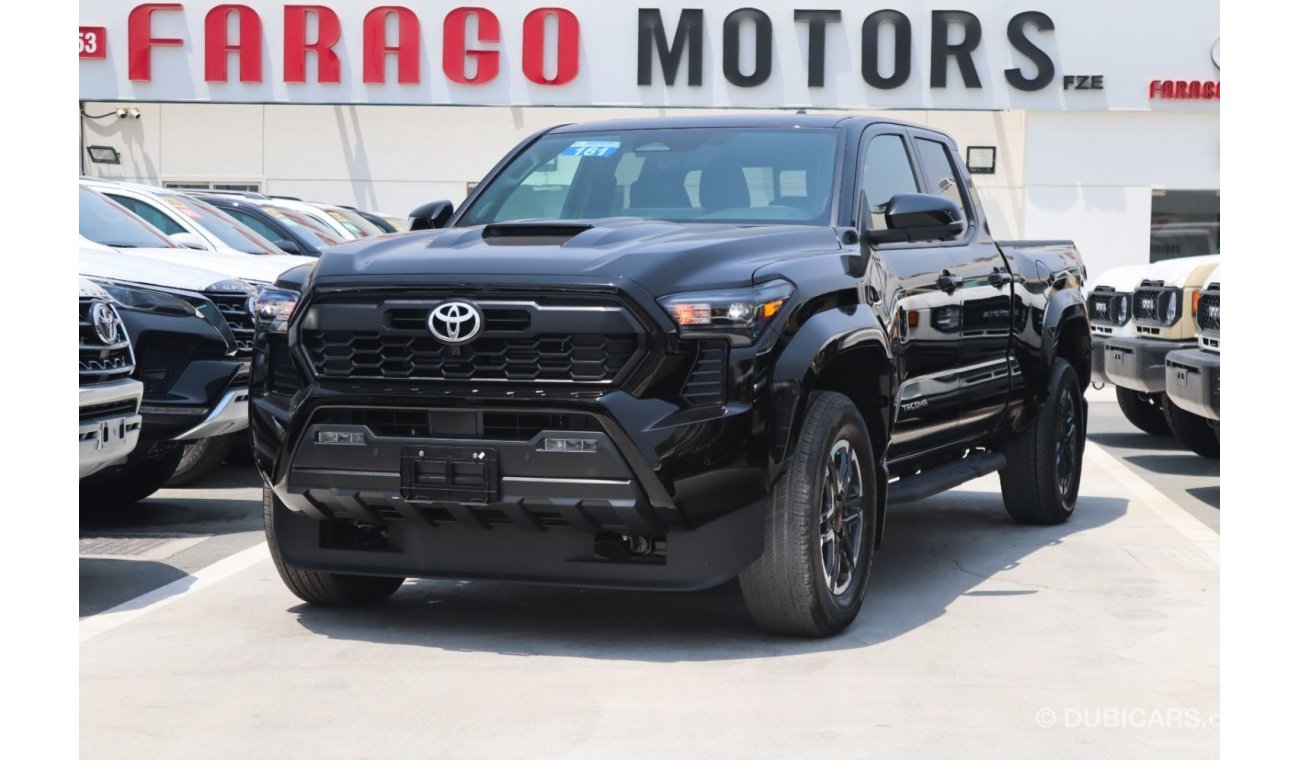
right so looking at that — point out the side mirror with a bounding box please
[866,193,966,245]
[407,200,455,231]
[168,231,211,250]
[274,239,303,255]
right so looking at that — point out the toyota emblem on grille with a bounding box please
[90,301,121,345]
[427,301,483,344]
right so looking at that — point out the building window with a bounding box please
[162,181,262,193]
[1150,190,1219,262]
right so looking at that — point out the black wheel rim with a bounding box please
[1055,386,1082,500]
[819,440,866,597]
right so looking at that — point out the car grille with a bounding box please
[79,298,135,386]
[136,338,195,394]
[1086,290,1130,327]
[1197,291,1220,332]
[311,408,599,440]
[681,341,728,405]
[207,290,256,357]
[80,398,139,422]
[300,293,646,384]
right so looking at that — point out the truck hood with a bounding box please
[1088,263,1152,293]
[80,247,248,292]
[1139,255,1221,288]
[83,239,302,285]
[313,220,844,295]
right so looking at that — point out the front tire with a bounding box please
[1115,387,1171,436]
[166,433,238,487]
[264,487,405,606]
[1162,396,1220,459]
[740,391,877,638]
[999,358,1085,525]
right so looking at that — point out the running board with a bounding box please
[887,452,1007,505]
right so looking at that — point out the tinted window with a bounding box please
[107,193,186,235]
[860,135,919,229]
[79,188,176,249]
[461,128,840,226]
[914,138,971,222]
[156,193,282,254]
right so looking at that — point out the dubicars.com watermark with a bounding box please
[1035,707,1219,730]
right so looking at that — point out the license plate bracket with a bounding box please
[400,446,499,504]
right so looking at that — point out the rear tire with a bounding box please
[739,391,877,638]
[263,487,405,606]
[1162,396,1220,459]
[166,433,238,487]
[1115,387,1171,436]
[80,442,185,508]
[999,358,1085,525]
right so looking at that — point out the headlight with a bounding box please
[1165,292,1178,324]
[254,286,299,333]
[1115,295,1128,324]
[658,280,794,345]
[97,281,199,317]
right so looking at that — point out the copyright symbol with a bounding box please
[1036,708,1057,728]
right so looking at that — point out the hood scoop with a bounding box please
[481,222,593,246]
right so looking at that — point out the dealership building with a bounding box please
[79,1,1218,276]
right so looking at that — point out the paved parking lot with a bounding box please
[80,391,1219,758]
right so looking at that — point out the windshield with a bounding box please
[459,128,840,227]
[79,187,176,249]
[321,205,384,237]
[156,192,282,254]
[261,204,344,247]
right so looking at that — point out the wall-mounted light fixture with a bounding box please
[86,145,121,165]
[966,146,997,175]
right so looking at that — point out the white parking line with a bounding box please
[1084,444,1220,563]
[80,542,269,643]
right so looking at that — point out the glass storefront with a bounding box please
[1150,190,1220,262]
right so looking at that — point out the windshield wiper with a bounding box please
[104,242,139,248]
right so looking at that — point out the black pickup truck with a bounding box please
[251,115,1090,637]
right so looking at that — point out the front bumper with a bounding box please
[79,379,144,478]
[1165,348,1220,421]
[1103,336,1194,395]
[172,386,250,441]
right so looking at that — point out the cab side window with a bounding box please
[914,138,972,223]
[107,194,186,235]
[860,135,919,230]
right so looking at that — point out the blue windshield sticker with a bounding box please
[560,140,620,157]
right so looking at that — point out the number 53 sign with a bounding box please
[79,27,107,59]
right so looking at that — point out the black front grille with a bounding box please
[312,408,598,440]
[136,338,195,394]
[79,298,135,386]
[80,398,139,422]
[1197,292,1220,332]
[1133,286,1177,325]
[304,331,639,383]
[268,341,302,396]
[207,291,256,356]
[1087,290,1130,327]
[682,341,728,404]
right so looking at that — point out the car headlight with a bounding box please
[658,280,794,345]
[254,286,299,334]
[1115,295,1129,324]
[1165,292,1179,324]
[97,281,200,317]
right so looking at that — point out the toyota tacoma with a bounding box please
[252,115,1091,637]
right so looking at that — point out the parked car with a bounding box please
[79,188,302,490]
[80,178,285,257]
[308,202,386,238]
[344,207,407,233]
[199,194,344,256]
[261,197,360,240]
[1103,254,1219,441]
[1163,265,1220,458]
[79,278,144,479]
[1086,263,1170,435]
[251,114,1091,638]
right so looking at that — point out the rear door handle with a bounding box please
[936,273,962,293]
[989,270,1013,288]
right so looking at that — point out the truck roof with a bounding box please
[547,113,923,134]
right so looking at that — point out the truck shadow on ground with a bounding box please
[292,492,1127,661]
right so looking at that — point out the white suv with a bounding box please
[1086,263,1168,435]
[79,278,144,478]
[1163,265,1220,458]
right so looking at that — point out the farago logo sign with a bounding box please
[78,1,1221,111]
